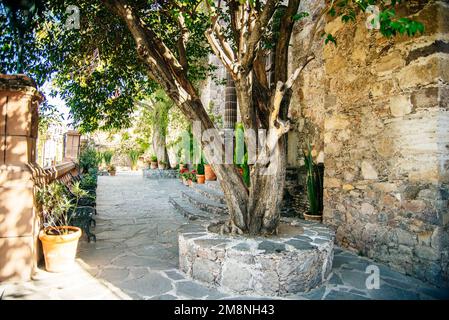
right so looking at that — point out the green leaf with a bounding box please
[292,12,309,21]
[324,33,337,46]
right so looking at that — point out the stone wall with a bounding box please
[288,0,327,167]
[200,55,226,123]
[290,1,449,286]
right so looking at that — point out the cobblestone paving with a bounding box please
[1,171,448,300]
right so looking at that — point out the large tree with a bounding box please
[0,0,424,235]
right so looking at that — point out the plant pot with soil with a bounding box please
[158,161,167,170]
[205,164,216,181]
[303,142,324,223]
[150,155,158,169]
[35,182,88,272]
[303,213,323,222]
[196,163,205,184]
[39,226,82,272]
[107,164,116,176]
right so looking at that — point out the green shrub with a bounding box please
[303,142,323,216]
[79,146,100,173]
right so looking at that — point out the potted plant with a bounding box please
[303,143,324,222]
[158,160,167,170]
[179,167,189,182]
[204,163,216,181]
[196,162,205,184]
[36,182,88,272]
[181,171,190,186]
[128,150,140,171]
[108,164,116,176]
[103,150,113,168]
[150,155,158,169]
[189,170,197,186]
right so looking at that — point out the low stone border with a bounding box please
[143,169,178,179]
[179,220,335,296]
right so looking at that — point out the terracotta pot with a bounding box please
[109,170,116,176]
[39,226,82,273]
[205,164,216,181]
[150,161,158,169]
[197,174,205,184]
[303,213,323,222]
[188,179,193,187]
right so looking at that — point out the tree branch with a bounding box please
[177,12,190,72]
[204,0,238,75]
[241,0,279,72]
[274,0,300,84]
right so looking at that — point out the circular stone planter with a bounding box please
[178,220,335,296]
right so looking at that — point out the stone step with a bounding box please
[190,183,226,204]
[168,196,219,221]
[181,189,228,216]
[204,180,222,192]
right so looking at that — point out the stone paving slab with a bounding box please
[1,171,448,300]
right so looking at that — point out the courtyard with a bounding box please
[1,0,448,305]
[1,171,447,300]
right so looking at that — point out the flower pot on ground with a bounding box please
[196,174,205,184]
[205,164,216,181]
[39,226,82,272]
[196,162,205,184]
[303,142,324,223]
[35,182,89,273]
[150,155,158,169]
[158,161,167,170]
[303,213,323,222]
[107,164,116,176]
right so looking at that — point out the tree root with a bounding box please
[219,220,244,235]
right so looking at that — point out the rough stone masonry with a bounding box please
[287,0,449,287]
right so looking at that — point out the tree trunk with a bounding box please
[247,136,287,235]
[152,104,170,167]
[152,121,169,167]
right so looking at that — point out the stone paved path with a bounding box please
[1,171,448,300]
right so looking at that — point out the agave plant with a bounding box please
[303,142,323,216]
